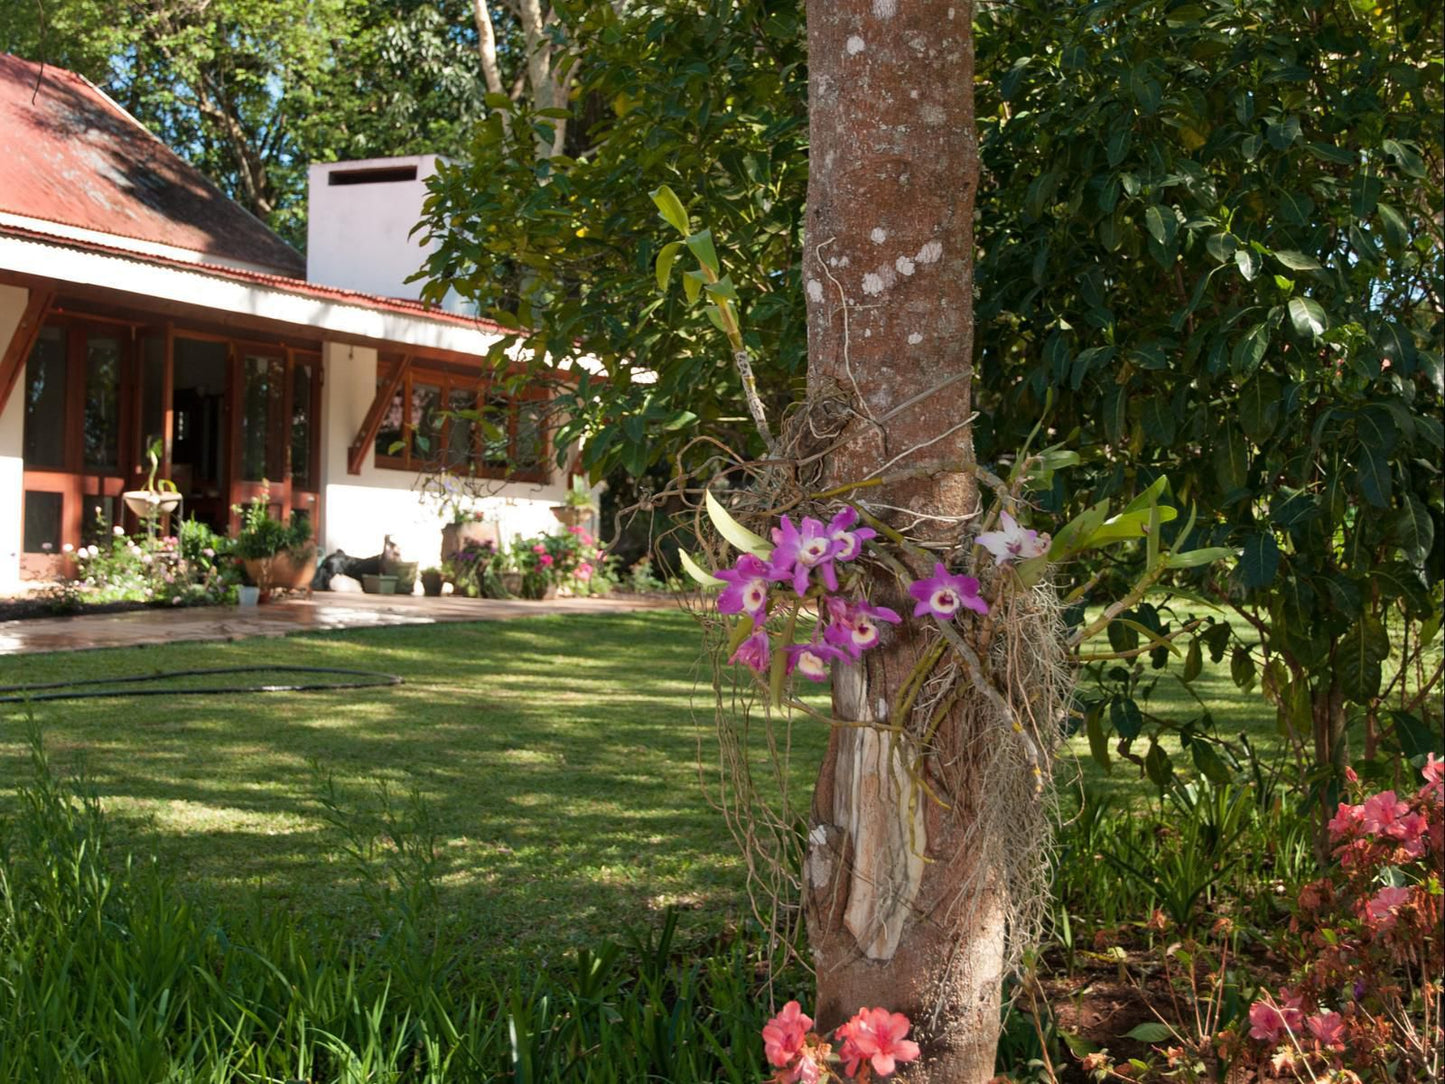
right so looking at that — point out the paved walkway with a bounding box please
[0,593,675,655]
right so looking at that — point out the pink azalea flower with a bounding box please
[1422,753,1444,797]
[835,1007,921,1078]
[539,554,554,567]
[576,562,594,581]
[825,507,876,562]
[730,629,771,674]
[779,1052,825,1084]
[785,640,849,682]
[1364,885,1411,931]
[714,554,773,618]
[974,510,1050,566]
[1360,790,1408,836]
[762,1001,812,1069]
[908,563,988,619]
[1306,1011,1345,1047]
[1327,801,1364,841]
[1248,994,1303,1046]
[532,543,547,554]
[823,597,903,659]
[1387,810,1428,856]
[769,515,839,595]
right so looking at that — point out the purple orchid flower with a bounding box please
[908,563,989,619]
[713,553,772,617]
[823,596,903,659]
[769,515,839,595]
[784,639,850,682]
[730,628,771,674]
[826,507,876,563]
[974,511,1050,566]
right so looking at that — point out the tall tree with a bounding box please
[798,1,1009,1079]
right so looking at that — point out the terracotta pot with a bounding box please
[500,571,524,596]
[550,505,591,528]
[421,570,445,597]
[242,549,317,596]
[441,520,500,563]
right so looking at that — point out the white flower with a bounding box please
[87,545,100,558]
[62,543,74,554]
[975,511,1050,566]
[113,525,125,536]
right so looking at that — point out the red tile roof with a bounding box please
[0,53,305,278]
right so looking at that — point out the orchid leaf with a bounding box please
[678,548,724,587]
[1165,546,1235,569]
[704,490,772,558]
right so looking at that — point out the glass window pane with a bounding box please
[410,382,442,464]
[22,491,62,553]
[22,326,66,468]
[240,354,284,482]
[516,401,546,472]
[83,495,120,545]
[290,362,314,490]
[172,338,228,494]
[375,379,404,460]
[140,334,165,466]
[83,333,122,471]
[444,388,477,469]
[481,395,510,469]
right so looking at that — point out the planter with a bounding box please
[241,549,317,596]
[237,585,260,607]
[500,571,524,596]
[441,521,500,563]
[420,569,445,597]
[550,505,592,529]
[122,489,183,521]
[382,559,418,595]
[362,573,397,595]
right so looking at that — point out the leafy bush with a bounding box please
[61,512,238,608]
[230,488,313,561]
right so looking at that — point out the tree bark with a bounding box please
[801,1,1000,1080]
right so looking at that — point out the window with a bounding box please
[373,360,548,481]
[22,327,66,468]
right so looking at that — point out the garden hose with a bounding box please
[0,666,403,704]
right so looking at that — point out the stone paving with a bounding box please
[0,593,675,656]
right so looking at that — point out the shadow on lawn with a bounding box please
[0,613,808,957]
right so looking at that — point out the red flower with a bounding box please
[1306,1011,1345,1048]
[835,1007,921,1078]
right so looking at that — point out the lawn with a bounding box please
[0,607,1282,962]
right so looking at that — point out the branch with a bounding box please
[472,0,507,97]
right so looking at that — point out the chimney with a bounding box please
[306,154,461,308]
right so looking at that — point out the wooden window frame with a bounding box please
[372,358,550,484]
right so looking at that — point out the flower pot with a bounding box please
[500,571,524,596]
[242,549,317,595]
[123,490,183,521]
[550,505,591,528]
[420,570,445,597]
[441,521,500,563]
[362,573,397,595]
[382,559,418,595]
[237,585,260,607]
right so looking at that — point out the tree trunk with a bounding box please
[800,1,1001,1080]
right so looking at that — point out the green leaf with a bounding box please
[1231,323,1269,376]
[655,241,684,291]
[1183,638,1203,683]
[1145,743,1173,788]
[1288,297,1327,339]
[678,549,724,587]
[704,490,772,559]
[1239,533,1280,589]
[1274,249,1321,272]
[1083,504,1178,549]
[1239,373,1282,440]
[1087,707,1112,772]
[1048,500,1111,560]
[1111,696,1143,740]
[1166,546,1235,569]
[1235,247,1259,280]
[1230,646,1256,691]
[1390,711,1443,758]
[681,269,704,304]
[649,185,690,235]
[1338,615,1389,703]
[1124,1022,1174,1044]
[686,229,720,275]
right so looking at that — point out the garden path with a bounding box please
[0,593,674,655]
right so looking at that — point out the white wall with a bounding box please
[0,284,28,593]
[317,341,573,575]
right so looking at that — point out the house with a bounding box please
[0,52,579,591]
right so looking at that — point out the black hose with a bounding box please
[0,666,403,704]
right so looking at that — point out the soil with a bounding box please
[0,596,161,623]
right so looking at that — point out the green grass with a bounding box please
[0,611,824,965]
[0,608,1294,964]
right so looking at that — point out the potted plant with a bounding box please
[551,476,597,528]
[423,472,501,561]
[123,438,183,524]
[420,567,445,597]
[232,486,316,598]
